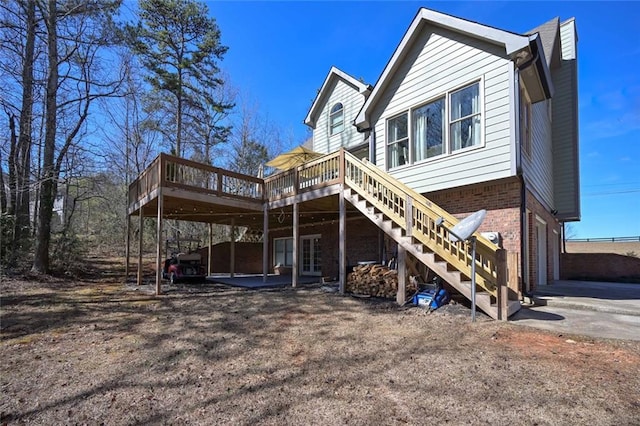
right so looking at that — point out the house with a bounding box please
[127,7,579,320]
[304,9,579,294]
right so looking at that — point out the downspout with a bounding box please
[515,47,540,297]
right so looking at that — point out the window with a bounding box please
[274,237,293,267]
[450,82,481,151]
[520,85,532,157]
[412,97,445,161]
[385,80,483,170]
[387,113,409,168]
[329,103,344,135]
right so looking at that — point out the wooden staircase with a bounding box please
[342,151,521,319]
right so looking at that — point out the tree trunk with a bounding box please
[7,113,18,218]
[33,0,58,274]
[0,150,6,214]
[14,0,37,249]
[176,70,183,157]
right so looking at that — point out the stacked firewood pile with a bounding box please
[346,264,418,299]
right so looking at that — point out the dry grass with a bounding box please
[1,257,639,425]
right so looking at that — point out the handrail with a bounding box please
[128,155,162,207]
[128,153,264,208]
[342,150,498,296]
[264,151,342,199]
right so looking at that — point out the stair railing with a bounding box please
[342,150,498,296]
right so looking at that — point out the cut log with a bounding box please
[346,264,417,299]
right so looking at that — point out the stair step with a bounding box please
[344,181,509,319]
[400,236,413,244]
[383,220,399,230]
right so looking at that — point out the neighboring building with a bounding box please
[129,7,580,319]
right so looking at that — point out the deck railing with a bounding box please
[128,155,162,207]
[128,153,264,208]
[264,151,342,200]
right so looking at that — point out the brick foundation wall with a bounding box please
[426,177,561,292]
[426,178,522,255]
[561,253,640,283]
[197,242,263,273]
[269,217,381,279]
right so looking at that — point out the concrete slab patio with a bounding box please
[207,274,322,289]
[511,280,640,341]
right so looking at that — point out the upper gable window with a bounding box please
[450,82,481,151]
[329,103,344,136]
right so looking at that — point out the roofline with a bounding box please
[530,33,554,99]
[304,66,371,128]
[355,7,532,129]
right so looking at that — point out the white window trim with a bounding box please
[273,237,293,267]
[385,111,409,169]
[449,80,484,154]
[384,78,485,171]
[329,103,344,137]
[412,94,448,165]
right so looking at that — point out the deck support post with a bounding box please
[137,208,144,286]
[378,229,384,265]
[496,249,508,320]
[230,218,236,278]
[396,244,406,305]
[155,189,163,295]
[339,185,346,294]
[292,201,299,288]
[263,204,269,283]
[125,214,130,281]
[208,223,213,277]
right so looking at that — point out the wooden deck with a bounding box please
[127,150,518,319]
[128,151,356,230]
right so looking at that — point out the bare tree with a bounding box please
[32,0,123,273]
[228,98,283,176]
[0,0,38,260]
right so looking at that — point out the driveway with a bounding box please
[511,280,640,341]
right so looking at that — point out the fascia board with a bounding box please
[530,34,555,99]
[355,8,530,129]
[304,66,368,128]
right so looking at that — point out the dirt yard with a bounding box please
[2,257,639,425]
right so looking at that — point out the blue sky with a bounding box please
[209,1,639,239]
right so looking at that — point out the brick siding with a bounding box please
[426,177,561,292]
[269,218,381,279]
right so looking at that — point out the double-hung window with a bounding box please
[385,80,482,170]
[274,237,293,267]
[450,82,481,151]
[387,113,409,168]
[329,103,344,136]
[412,97,445,161]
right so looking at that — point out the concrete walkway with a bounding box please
[511,280,640,341]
